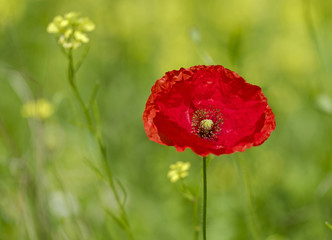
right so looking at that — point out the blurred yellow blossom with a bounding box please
[21,99,54,120]
[47,12,95,50]
[167,161,190,183]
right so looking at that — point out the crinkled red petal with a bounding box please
[143,65,275,156]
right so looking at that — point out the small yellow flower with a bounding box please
[167,161,190,183]
[21,99,54,120]
[47,12,95,50]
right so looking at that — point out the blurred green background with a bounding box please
[1,0,332,239]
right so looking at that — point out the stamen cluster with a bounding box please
[191,108,223,140]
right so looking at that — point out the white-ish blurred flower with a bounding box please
[49,191,79,218]
[316,94,332,115]
[47,11,95,50]
[167,161,190,183]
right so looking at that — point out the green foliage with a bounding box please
[1,0,332,239]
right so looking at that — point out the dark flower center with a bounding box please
[191,108,223,140]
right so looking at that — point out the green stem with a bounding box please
[302,0,326,92]
[193,197,199,240]
[202,156,207,240]
[67,49,94,133]
[66,49,134,240]
[98,137,133,240]
[180,179,199,240]
[326,221,332,231]
[236,158,260,240]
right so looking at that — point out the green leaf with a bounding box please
[326,221,332,231]
[106,209,127,231]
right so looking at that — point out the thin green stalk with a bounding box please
[98,137,134,240]
[302,0,326,92]
[19,192,38,240]
[326,221,332,231]
[202,156,208,240]
[67,49,94,133]
[33,121,51,240]
[75,45,90,72]
[0,116,19,156]
[52,166,86,239]
[179,179,199,240]
[66,49,134,240]
[193,196,199,240]
[235,158,260,240]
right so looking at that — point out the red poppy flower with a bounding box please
[143,65,275,156]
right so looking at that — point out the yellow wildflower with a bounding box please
[47,12,95,50]
[21,99,54,120]
[167,161,190,183]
